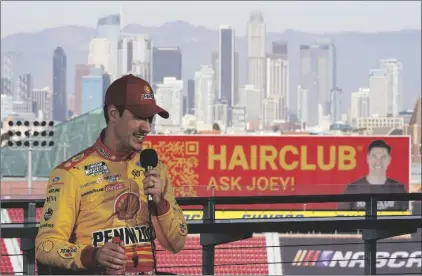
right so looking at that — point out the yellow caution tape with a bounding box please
[183,210,411,220]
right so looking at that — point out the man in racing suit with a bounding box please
[35,74,188,275]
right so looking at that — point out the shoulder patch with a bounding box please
[57,147,96,170]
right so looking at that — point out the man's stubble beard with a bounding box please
[116,132,135,153]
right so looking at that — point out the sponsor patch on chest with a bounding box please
[92,225,153,247]
[105,182,124,192]
[84,161,109,176]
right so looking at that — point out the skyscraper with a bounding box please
[379,59,403,116]
[74,64,93,115]
[369,69,389,117]
[32,87,53,121]
[96,14,121,40]
[266,55,289,121]
[272,41,288,58]
[117,33,152,82]
[81,68,111,114]
[298,43,332,127]
[155,77,184,131]
[247,11,266,92]
[186,79,195,115]
[17,73,33,112]
[1,51,23,99]
[53,47,67,122]
[211,50,219,100]
[88,14,121,80]
[219,25,235,125]
[350,88,370,119]
[194,65,215,125]
[152,47,182,85]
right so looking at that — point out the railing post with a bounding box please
[22,202,37,275]
[364,195,377,275]
[202,198,216,275]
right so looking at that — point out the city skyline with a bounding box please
[1,6,420,135]
[1,1,421,38]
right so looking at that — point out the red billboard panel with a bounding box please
[144,135,410,209]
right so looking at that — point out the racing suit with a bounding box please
[35,131,188,274]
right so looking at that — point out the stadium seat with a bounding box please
[1,239,14,274]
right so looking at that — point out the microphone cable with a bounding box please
[147,199,158,274]
[125,171,158,275]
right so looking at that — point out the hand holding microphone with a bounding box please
[140,149,163,205]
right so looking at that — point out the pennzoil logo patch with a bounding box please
[178,223,187,236]
[57,244,79,259]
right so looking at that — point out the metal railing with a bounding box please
[1,193,421,275]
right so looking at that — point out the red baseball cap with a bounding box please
[104,74,169,119]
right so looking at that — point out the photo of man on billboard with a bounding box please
[337,139,408,211]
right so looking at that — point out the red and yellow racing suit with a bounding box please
[35,132,188,274]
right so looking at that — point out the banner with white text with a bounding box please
[279,235,421,275]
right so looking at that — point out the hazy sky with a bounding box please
[1,1,421,38]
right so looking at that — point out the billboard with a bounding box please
[279,235,421,275]
[144,135,410,209]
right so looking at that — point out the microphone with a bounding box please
[140,149,159,204]
[139,148,159,274]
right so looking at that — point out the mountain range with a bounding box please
[1,21,421,113]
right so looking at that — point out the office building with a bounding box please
[155,77,184,131]
[194,65,215,125]
[53,47,67,122]
[81,68,111,114]
[152,47,182,85]
[247,11,266,92]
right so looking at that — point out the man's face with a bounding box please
[367,147,391,175]
[113,109,152,152]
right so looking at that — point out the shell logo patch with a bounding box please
[41,240,54,253]
[144,85,151,94]
[114,192,141,221]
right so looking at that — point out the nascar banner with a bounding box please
[279,235,421,275]
[143,136,410,209]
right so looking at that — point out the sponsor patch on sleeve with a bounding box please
[43,208,54,221]
[48,187,60,194]
[41,240,54,253]
[57,244,79,259]
[178,223,187,236]
[72,153,84,162]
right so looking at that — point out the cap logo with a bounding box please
[141,85,154,101]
